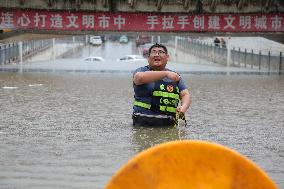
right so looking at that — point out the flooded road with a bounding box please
[0,72,283,189]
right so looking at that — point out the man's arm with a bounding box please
[133,71,180,85]
[177,89,191,113]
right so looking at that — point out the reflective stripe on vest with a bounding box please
[160,106,176,113]
[134,100,151,109]
[153,91,179,99]
[134,101,176,113]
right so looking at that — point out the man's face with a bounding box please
[148,47,169,70]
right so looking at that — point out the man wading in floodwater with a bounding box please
[132,43,191,127]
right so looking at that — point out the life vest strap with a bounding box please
[159,106,176,113]
[134,100,151,109]
[134,101,176,114]
[153,91,179,99]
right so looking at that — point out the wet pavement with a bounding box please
[1,41,277,75]
[0,56,275,75]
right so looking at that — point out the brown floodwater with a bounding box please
[0,72,283,189]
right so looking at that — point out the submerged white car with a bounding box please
[84,56,105,62]
[89,36,103,45]
[117,55,145,61]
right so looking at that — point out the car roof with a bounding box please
[126,55,144,58]
[86,56,103,58]
[85,56,104,60]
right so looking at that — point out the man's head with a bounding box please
[148,43,168,55]
[148,43,169,71]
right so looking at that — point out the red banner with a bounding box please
[0,9,283,32]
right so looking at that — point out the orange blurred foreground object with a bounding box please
[105,140,278,189]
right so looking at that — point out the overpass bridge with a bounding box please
[0,0,284,43]
[0,0,284,13]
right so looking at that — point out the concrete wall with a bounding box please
[0,0,283,13]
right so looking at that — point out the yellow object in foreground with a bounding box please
[105,140,278,189]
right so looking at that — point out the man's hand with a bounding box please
[166,71,180,82]
[176,105,187,114]
[177,89,191,114]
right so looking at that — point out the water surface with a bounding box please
[0,72,283,189]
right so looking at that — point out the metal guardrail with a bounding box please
[0,42,18,64]
[231,48,283,74]
[0,35,87,65]
[169,37,283,75]
[0,39,54,64]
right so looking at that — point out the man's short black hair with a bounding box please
[148,43,168,55]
